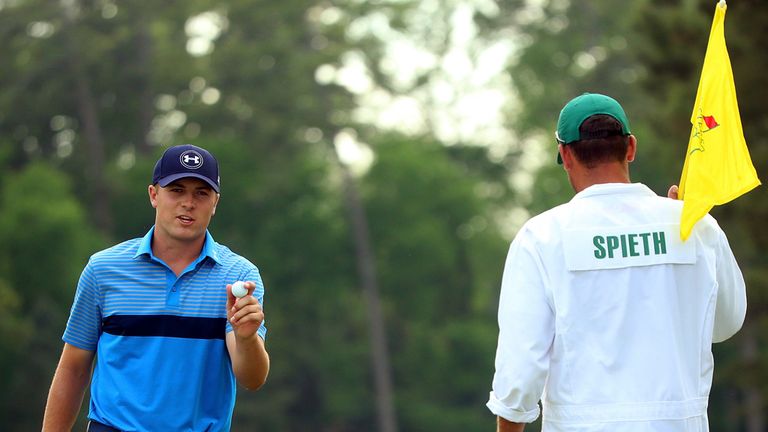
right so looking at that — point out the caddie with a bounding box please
[486,93,747,431]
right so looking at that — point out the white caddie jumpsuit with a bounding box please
[487,183,746,431]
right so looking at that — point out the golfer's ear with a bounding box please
[149,185,159,208]
[211,193,220,215]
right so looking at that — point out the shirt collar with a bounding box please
[200,230,221,264]
[133,227,221,265]
[571,182,656,201]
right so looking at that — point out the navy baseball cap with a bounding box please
[555,93,631,164]
[152,144,220,192]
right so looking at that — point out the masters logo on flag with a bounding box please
[689,111,720,155]
[677,1,760,241]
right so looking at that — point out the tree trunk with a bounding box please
[741,325,765,432]
[134,13,154,156]
[60,1,112,234]
[337,158,398,432]
[309,15,397,427]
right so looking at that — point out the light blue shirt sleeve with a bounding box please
[62,259,102,351]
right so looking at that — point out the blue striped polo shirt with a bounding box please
[63,227,266,432]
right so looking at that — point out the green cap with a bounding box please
[555,93,631,163]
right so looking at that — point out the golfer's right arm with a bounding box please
[42,343,95,431]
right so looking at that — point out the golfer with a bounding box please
[42,144,269,431]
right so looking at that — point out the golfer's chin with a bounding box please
[167,223,206,243]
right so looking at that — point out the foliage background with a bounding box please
[0,0,765,430]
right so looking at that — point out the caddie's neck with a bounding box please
[559,135,636,193]
[567,162,631,193]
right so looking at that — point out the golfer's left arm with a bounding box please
[226,281,270,390]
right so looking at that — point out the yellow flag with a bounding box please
[678,1,760,240]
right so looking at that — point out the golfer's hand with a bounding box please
[226,281,264,339]
[667,185,679,200]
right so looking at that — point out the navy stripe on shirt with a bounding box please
[102,315,227,340]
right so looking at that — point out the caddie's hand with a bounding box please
[226,281,264,339]
[667,185,679,200]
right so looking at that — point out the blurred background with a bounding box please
[1,0,766,430]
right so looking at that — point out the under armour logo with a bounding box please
[179,150,204,169]
[183,154,200,164]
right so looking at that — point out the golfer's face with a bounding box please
[150,178,219,244]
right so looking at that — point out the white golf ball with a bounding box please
[232,281,248,298]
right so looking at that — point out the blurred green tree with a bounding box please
[0,162,99,431]
[363,135,509,430]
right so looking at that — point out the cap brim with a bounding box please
[157,173,220,193]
